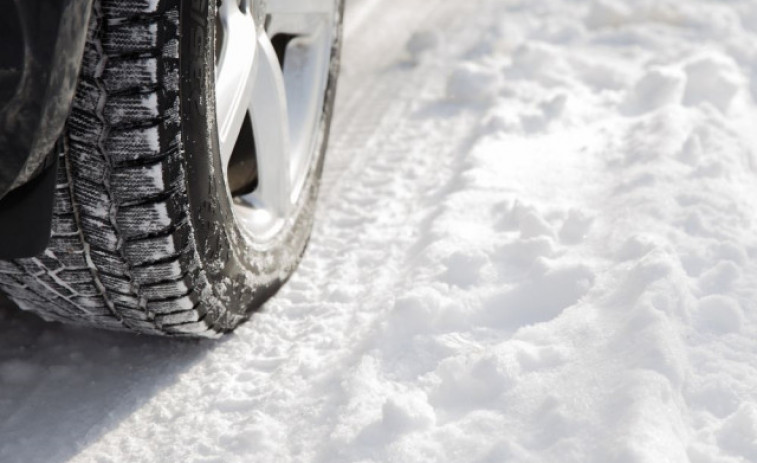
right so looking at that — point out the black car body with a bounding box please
[0,0,92,258]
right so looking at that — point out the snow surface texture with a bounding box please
[2,0,757,461]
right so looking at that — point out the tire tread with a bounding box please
[0,0,214,336]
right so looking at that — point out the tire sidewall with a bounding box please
[179,0,343,328]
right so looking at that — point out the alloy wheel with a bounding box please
[215,0,336,244]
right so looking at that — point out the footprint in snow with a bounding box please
[687,376,742,419]
[697,261,741,296]
[695,295,744,334]
[559,209,594,245]
[716,403,757,460]
[621,66,686,116]
[483,263,595,330]
[429,352,516,412]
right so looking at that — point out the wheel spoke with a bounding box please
[243,32,291,218]
[283,25,331,198]
[215,0,257,171]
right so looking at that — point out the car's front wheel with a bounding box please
[0,0,343,336]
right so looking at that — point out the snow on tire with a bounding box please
[0,0,344,337]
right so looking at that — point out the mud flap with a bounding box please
[0,155,57,259]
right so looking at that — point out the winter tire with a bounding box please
[0,0,344,337]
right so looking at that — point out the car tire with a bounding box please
[0,0,343,337]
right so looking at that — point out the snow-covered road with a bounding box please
[3,0,757,461]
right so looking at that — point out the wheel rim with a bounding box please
[214,0,336,244]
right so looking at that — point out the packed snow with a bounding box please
[2,0,757,461]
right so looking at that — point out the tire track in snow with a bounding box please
[62,1,504,461]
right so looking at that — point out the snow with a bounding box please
[2,0,757,461]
